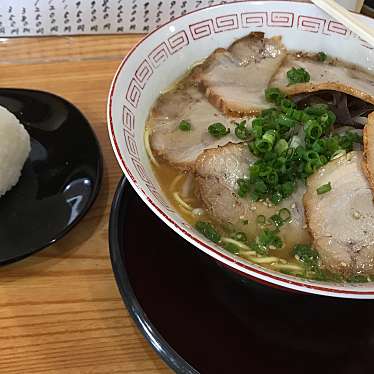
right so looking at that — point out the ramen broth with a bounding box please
[152,160,310,276]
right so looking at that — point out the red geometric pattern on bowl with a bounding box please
[358,37,374,50]
[148,42,170,68]
[124,132,139,161]
[146,184,174,212]
[122,105,135,132]
[189,14,239,40]
[297,15,326,33]
[241,12,267,28]
[189,19,215,39]
[131,158,149,183]
[125,78,141,109]
[327,20,349,36]
[120,101,173,211]
[167,30,189,54]
[214,14,240,33]
[268,12,294,27]
[134,59,154,89]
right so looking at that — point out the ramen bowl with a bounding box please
[108,1,374,299]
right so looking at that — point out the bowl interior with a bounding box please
[108,1,374,298]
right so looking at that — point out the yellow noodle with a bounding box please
[221,237,251,251]
[144,127,159,167]
[173,192,193,211]
[248,256,281,264]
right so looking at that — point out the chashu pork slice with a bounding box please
[193,32,286,116]
[195,143,310,251]
[271,55,374,105]
[363,112,374,194]
[304,151,374,277]
[148,78,242,170]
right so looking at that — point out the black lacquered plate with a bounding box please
[110,177,374,374]
[0,89,102,264]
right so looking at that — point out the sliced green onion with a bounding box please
[265,87,284,104]
[286,108,304,121]
[304,150,320,161]
[255,138,273,153]
[249,164,261,177]
[266,171,278,186]
[249,241,268,256]
[281,181,295,197]
[237,178,251,197]
[208,123,230,138]
[311,139,325,153]
[316,182,332,195]
[271,236,283,248]
[278,208,291,222]
[274,139,288,155]
[223,241,240,254]
[305,120,323,140]
[263,129,277,146]
[195,221,220,243]
[271,192,283,205]
[179,120,191,131]
[319,155,328,164]
[319,111,336,128]
[318,51,327,62]
[277,114,296,128]
[232,232,247,243]
[304,104,328,116]
[304,159,321,175]
[301,112,312,123]
[348,274,370,283]
[287,67,311,85]
[234,120,251,140]
[251,118,264,137]
[254,180,268,194]
[273,157,286,170]
[258,229,283,248]
[280,98,296,112]
[250,191,260,202]
[293,244,319,268]
[270,214,283,227]
[261,108,279,118]
[252,117,264,127]
[258,165,273,177]
[256,215,266,225]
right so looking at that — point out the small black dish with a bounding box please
[110,177,374,374]
[0,89,102,264]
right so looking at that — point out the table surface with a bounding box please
[0,35,172,374]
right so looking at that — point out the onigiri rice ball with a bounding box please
[0,106,31,197]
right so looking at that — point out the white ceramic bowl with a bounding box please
[108,1,374,299]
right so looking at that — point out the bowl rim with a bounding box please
[107,0,374,299]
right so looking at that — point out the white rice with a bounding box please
[0,106,31,197]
